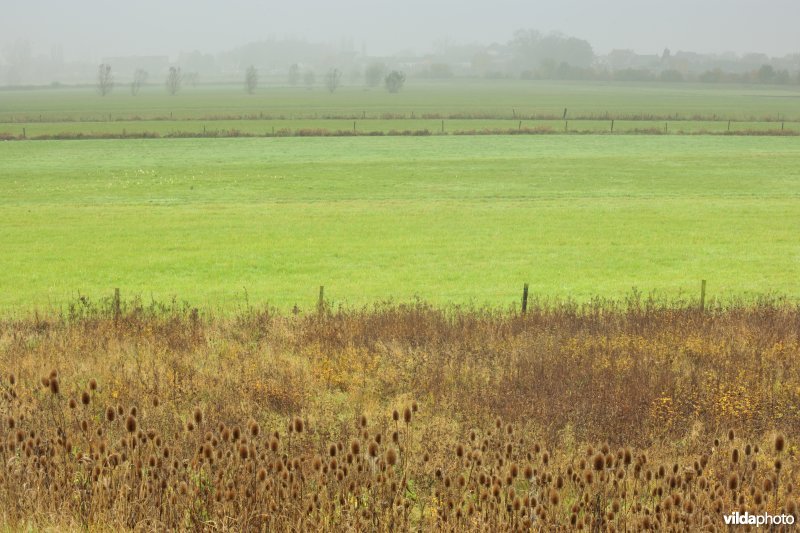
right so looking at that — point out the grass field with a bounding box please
[3,80,797,139]
[2,80,799,122]
[2,135,799,313]
[3,80,800,531]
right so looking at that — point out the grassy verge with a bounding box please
[1,299,798,529]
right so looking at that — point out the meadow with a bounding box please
[2,81,800,121]
[1,81,799,140]
[2,80,800,530]
[1,135,799,312]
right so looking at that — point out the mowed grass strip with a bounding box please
[4,118,799,139]
[1,135,799,312]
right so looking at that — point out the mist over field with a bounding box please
[2,0,800,85]
[3,2,800,531]
[3,0,800,59]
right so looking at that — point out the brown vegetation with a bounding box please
[1,297,799,529]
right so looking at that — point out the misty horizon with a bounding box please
[3,0,800,63]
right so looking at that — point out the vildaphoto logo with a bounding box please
[723,511,795,527]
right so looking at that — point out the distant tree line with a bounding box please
[515,63,799,85]
[6,27,800,87]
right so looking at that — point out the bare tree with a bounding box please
[325,68,341,94]
[245,65,258,94]
[303,70,316,90]
[130,69,148,95]
[384,70,406,93]
[97,64,113,96]
[166,66,182,95]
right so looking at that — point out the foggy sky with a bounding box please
[3,0,799,61]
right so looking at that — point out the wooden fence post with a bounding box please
[521,283,529,314]
[113,288,121,320]
[700,280,706,312]
[318,285,325,314]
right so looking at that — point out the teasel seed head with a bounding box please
[386,448,397,467]
[785,498,797,516]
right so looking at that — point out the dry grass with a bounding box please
[1,297,799,530]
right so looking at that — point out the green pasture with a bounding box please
[2,80,799,122]
[1,135,799,313]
